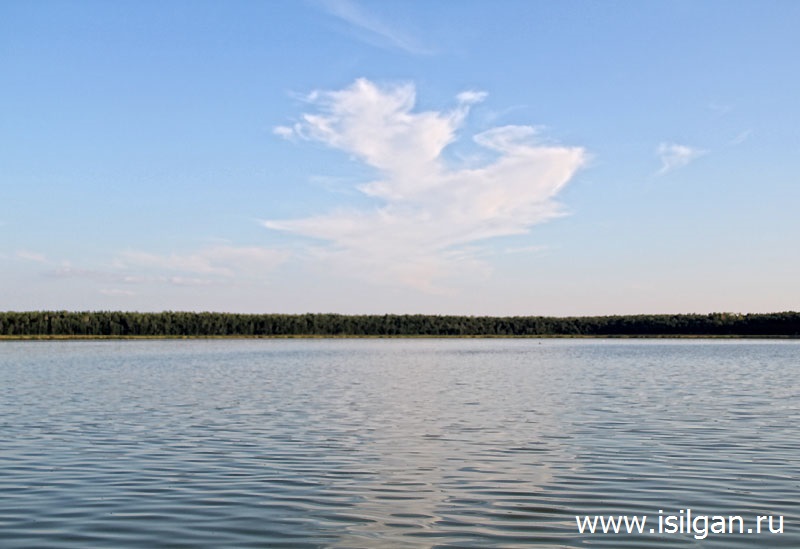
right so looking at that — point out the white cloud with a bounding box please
[321,0,434,55]
[730,129,752,146]
[48,265,117,281]
[656,142,706,175]
[503,245,548,255]
[709,101,733,116]
[269,78,586,291]
[16,250,47,263]
[99,288,135,297]
[473,125,539,152]
[118,246,289,278]
[45,246,287,295]
[167,276,213,287]
[456,90,488,105]
[273,125,295,140]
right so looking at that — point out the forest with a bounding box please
[1,311,799,337]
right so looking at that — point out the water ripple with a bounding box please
[1,339,798,547]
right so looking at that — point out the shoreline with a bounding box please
[2,334,798,341]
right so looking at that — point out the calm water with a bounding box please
[1,339,798,548]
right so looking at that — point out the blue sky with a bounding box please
[2,0,798,315]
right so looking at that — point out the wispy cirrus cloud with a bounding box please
[730,129,752,146]
[321,0,434,55]
[16,250,47,263]
[271,78,586,292]
[709,101,733,116]
[656,142,706,175]
[47,264,145,284]
[46,246,288,295]
[116,246,289,279]
[99,288,136,297]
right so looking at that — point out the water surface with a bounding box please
[1,339,798,547]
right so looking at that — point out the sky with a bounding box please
[2,0,799,315]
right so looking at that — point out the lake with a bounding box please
[1,339,798,547]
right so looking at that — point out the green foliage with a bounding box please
[0,311,799,337]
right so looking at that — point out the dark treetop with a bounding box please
[1,311,799,337]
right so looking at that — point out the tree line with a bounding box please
[1,311,799,337]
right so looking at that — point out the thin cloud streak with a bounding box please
[730,130,752,146]
[656,142,706,175]
[321,0,435,55]
[16,250,47,263]
[117,246,289,279]
[99,288,136,297]
[43,246,289,293]
[270,78,586,291]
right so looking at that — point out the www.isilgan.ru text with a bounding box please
[575,509,784,540]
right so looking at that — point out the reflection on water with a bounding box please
[1,339,798,547]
